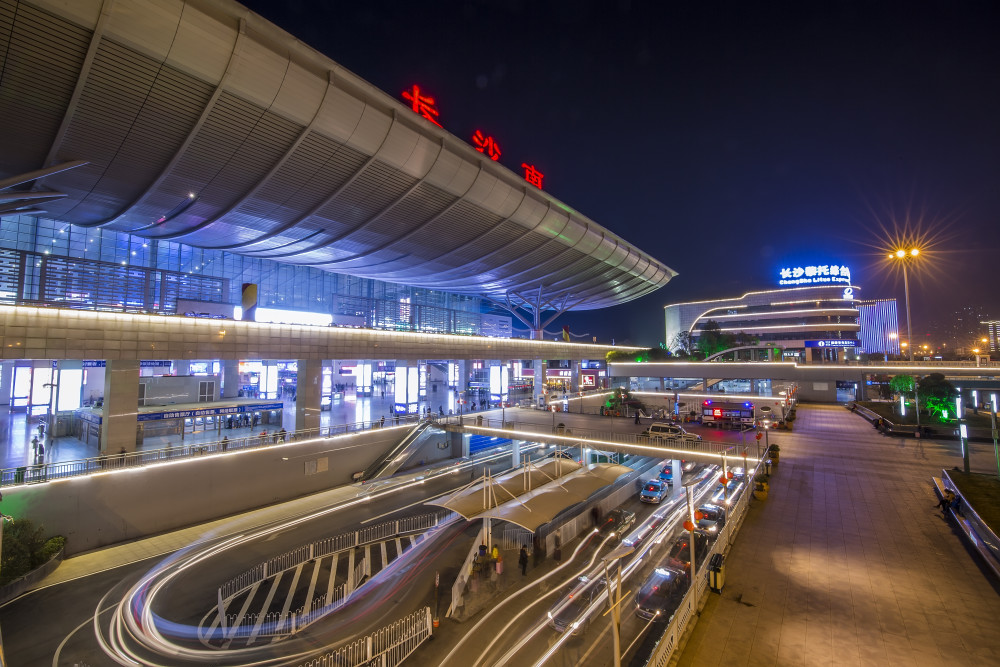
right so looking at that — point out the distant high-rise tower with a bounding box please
[858,299,901,355]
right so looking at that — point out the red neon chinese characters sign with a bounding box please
[521,163,544,188]
[472,130,501,161]
[402,84,442,127]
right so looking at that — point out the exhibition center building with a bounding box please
[665,263,874,363]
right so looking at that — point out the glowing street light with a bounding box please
[888,247,921,362]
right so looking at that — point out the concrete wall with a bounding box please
[141,375,220,405]
[3,427,406,555]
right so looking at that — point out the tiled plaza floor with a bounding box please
[676,403,1000,667]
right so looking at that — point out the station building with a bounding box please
[0,0,675,456]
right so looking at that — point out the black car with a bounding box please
[547,575,605,634]
[599,508,637,540]
[634,564,689,621]
[696,504,726,533]
[666,531,710,571]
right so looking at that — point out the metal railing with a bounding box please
[0,415,424,488]
[439,415,756,460]
[642,448,763,666]
[219,511,453,601]
[298,607,434,667]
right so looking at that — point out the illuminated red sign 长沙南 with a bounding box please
[472,130,501,161]
[402,84,442,127]
[521,163,544,188]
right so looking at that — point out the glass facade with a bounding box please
[0,214,504,335]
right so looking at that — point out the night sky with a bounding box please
[240,0,1000,346]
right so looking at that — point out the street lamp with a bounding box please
[889,247,921,362]
[956,394,969,474]
[602,543,635,667]
[682,481,700,605]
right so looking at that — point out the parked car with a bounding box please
[667,531,711,571]
[599,508,637,540]
[696,504,726,533]
[640,479,668,503]
[548,575,605,634]
[634,564,689,621]
[645,422,702,442]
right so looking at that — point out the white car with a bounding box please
[645,422,702,442]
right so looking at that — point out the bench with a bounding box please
[931,476,947,500]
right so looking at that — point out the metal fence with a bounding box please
[219,511,452,601]
[298,607,434,667]
[0,415,423,488]
[642,455,762,667]
[439,415,758,461]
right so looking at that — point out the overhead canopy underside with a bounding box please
[427,460,633,533]
[0,0,676,310]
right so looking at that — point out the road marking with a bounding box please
[272,563,304,642]
[248,574,281,646]
[223,580,260,648]
[304,558,321,613]
[326,552,339,603]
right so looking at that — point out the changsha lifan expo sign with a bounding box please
[778,264,851,286]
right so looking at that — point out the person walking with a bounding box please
[936,488,955,513]
[31,435,39,458]
[221,435,229,451]
[518,545,529,576]
[634,411,641,425]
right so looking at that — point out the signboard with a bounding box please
[83,360,172,368]
[580,373,596,388]
[778,264,851,286]
[136,402,283,422]
[805,340,859,348]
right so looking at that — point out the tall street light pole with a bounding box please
[603,544,635,667]
[889,247,920,362]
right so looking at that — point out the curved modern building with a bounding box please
[0,0,675,324]
[665,284,861,362]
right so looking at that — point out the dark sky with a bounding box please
[241,0,1000,346]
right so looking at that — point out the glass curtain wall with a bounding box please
[0,215,497,335]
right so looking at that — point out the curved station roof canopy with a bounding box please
[0,0,675,311]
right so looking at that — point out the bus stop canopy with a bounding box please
[427,460,633,532]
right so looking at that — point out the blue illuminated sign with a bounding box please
[805,340,860,348]
[779,264,851,286]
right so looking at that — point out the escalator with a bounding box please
[357,421,434,482]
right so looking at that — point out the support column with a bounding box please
[294,359,322,435]
[221,359,241,398]
[261,360,278,399]
[672,459,683,499]
[511,439,521,467]
[570,360,581,393]
[394,360,420,415]
[533,359,546,407]
[100,360,140,454]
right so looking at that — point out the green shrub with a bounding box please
[0,519,63,586]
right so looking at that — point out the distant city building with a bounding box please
[983,321,1000,353]
[925,304,993,351]
[665,284,860,363]
[857,299,901,356]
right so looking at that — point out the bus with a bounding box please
[701,399,755,428]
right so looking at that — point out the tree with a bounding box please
[917,373,959,422]
[889,374,915,397]
[671,331,694,355]
[695,320,734,359]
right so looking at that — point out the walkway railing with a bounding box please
[298,607,433,667]
[439,416,761,460]
[0,415,423,488]
[219,511,454,601]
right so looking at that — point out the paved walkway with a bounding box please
[676,403,1000,667]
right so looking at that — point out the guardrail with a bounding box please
[0,415,424,489]
[219,511,454,601]
[439,416,762,461]
[642,446,764,666]
[298,606,434,667]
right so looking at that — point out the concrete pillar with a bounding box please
[0,361,13,408]
[570,360,580,393]
[672,459,683,499]
[450,430,468,458]
[533,359,546,406]
[174,360,191,376]
[511,438,521,467]
[100,360,140,454]
[222,359,241,398]
[294,359,322,435]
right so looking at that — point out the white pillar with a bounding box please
[294,359,322,434]
[100,360,140,454]
[533,359,546,406]
[511,439,521,467]
[221,359,241,398]
[672,459,683,499]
